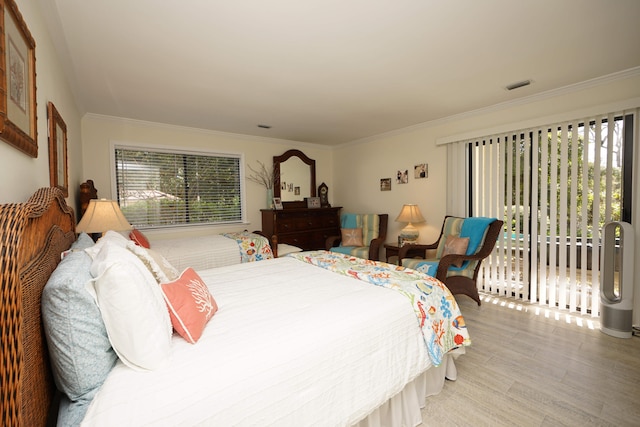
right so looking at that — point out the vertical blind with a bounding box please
[114,147,243,228]
[447,110,633,315]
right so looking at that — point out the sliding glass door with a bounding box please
[450,111,633,316]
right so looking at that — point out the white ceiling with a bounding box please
[39,0,640,145]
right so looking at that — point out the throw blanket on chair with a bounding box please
[289,251,470,366]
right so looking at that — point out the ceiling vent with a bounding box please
[505,79,532,91]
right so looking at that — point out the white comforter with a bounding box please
[81,257,430,426]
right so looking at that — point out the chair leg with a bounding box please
[444,276,481,306]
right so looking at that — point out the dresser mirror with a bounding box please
[273,149,316,207]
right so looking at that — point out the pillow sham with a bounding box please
[341,228,363,247]
[42,233,117,413]
[441,235,469,267]
[87,243,172,371]
[277,243,303,257]
[161,267,218,343]
[130,228,150,248]
[126,241,179,283]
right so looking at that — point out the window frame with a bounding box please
[111,142,247,230]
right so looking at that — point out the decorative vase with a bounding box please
[266,188,274,209]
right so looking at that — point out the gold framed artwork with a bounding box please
[0,0,37,157]
[47,102,68,197]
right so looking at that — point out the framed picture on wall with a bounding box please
[414,163,428,179]
[0,0,37,157]
[380,178,391,191]
[47,102,68,197]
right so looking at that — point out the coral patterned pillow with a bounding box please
[161,268,218,344]
[130,229,150,249]
[341,228,364,247]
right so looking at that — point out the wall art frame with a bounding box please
[47,101,68,196]
[0,0,37,157]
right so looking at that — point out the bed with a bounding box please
[0,187,469,427]
[148,230,275,271]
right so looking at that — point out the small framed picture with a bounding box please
[380,178,391,191]
[414,163,428,179]
[306,196,321,208]
[273,197,283,210]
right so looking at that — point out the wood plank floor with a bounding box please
[420,293,640,427]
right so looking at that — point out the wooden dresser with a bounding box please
[261,207,342,250]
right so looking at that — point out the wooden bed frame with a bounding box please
[0,187,76,426]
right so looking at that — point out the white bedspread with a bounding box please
[150,234,240,271]
[81,257,431,426]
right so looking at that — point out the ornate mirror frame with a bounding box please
[273,149,316,209]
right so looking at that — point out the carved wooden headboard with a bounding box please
[0,188,75,426]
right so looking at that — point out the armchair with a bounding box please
[398,216,503,305]
[325,213,388,261]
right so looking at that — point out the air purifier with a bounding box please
[600,221,634,338]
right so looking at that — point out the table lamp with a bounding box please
[76,199,132,236]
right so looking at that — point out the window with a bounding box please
[447,110,634,316]
[114,146,243,228]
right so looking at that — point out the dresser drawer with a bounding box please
[261,207,342,251]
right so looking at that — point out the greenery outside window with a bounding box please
[114,146,243,228]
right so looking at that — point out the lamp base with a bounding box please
[400,223,419,243]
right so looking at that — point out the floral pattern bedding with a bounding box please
[222,231,274,263]
[289,250,470,366]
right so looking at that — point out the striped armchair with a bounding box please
[325,213,388,261]
[398,216,503,305]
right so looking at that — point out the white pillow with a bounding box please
[126,241,179,283]
[277,243,303,257]
[86,243,172,371]
[85,230,130,260]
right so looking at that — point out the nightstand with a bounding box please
[384,244,400,265]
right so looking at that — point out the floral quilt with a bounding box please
[222,231,274,263]
[288,251,470,366]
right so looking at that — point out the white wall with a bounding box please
[80,115,334,240]
[333,73,640,247]
[0,0,82,206]
[333,72,640,325]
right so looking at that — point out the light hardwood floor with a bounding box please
[420,293,640,427]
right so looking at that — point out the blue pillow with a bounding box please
[460,217,496,255]
[42,233,117,422]
[415,261,439,277]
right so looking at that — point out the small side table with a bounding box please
[384,244,401,265]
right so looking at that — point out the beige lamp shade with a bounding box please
[395,204,425,242]
[76,199,132,234]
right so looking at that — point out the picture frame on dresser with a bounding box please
[306,197,321,209]
[273,197,283,210]
[0,0,37,157]
[47,102,68,197]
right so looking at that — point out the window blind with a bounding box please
[447,110,634,315]
[114,147,243,228]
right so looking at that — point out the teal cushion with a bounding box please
[331,246,355,256]
[341,213,359,229]
[460,217,496,255]
[42,233,117,422]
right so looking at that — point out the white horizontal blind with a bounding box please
[114,147,242,228]
[448,110,632,315]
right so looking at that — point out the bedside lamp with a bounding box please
[395,204,425,244]
[76,199,132,236]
